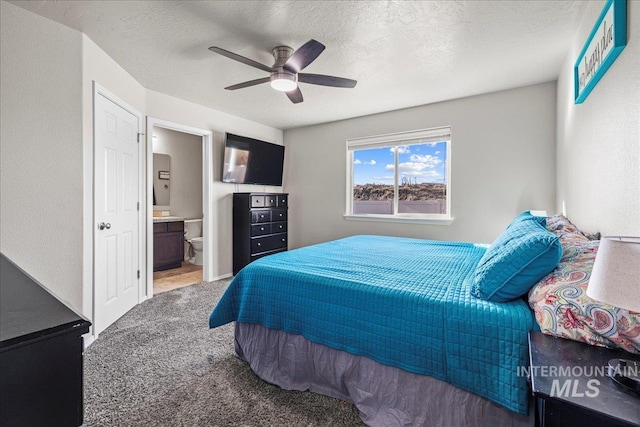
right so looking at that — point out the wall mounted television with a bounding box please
[221,133,285,186]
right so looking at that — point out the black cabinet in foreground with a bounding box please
[0,254,91,427]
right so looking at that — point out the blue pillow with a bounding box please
[508,211,547,228]
[472,219,562,302]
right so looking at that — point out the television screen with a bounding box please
[222,133,285,186]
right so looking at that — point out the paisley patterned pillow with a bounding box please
[546,215,601,241]
[528,238,640,353]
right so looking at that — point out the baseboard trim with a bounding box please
[212,272,233,281]
[83,331,96,349]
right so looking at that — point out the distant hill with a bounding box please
[354,183,446,201]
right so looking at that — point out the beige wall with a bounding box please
[1,2,283,318]
[556,0,640,236]
[283,82,557,247]
[145,90,284,277]
[4,0,637,318]
[0,1,84,309]
[152,127,203,220]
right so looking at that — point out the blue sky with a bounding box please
[353,141,447,185]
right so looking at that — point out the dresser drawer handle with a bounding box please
[260,227,265,231]
[257,243,261,246]
[281,238,285,242]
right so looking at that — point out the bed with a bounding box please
[209,214,565,426]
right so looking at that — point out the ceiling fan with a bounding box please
[208,39,357,104]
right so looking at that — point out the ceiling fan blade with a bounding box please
[224,77,270,90]
[286,87,304,104]
[283,39,325,73]
[298,73,357,88]
[208,46,272,73]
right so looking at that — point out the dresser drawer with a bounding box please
[265,195,277,207]
[153,222,167,233]
[272,208,287,222]
[251,195,265,208]
[251,223,271,236]
[271,221,287,233]
[277,194,288,207]
[251,233,287,254]
[251,210,271,223]
[250,248,286,263]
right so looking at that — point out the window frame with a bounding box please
[344,127,453,225]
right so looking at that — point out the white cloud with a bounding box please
[386,161,443,180]
[386,158,441,172]
[354,159,376,165]
[435,150,440,155]
[390,145,410,154]
[399,162,426,172]
[408,154,441,168]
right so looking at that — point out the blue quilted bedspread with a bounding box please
[209,235,534,414]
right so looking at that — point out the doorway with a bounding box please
[145,118,213,298]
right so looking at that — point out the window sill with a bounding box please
[343,214,455,225]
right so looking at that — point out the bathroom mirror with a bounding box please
[153,153,171,206]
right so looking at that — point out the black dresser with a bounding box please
[233,192,288,275]
[0,254,91,427]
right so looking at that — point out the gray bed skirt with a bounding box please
[234,323,533,427]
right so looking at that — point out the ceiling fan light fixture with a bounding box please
[270,72,297,92]
[209,40,357,103]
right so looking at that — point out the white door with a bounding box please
[94,89,141,335]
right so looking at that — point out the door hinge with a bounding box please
[137,132,144,143]
[137,270,140,279]
[137,202,140,211]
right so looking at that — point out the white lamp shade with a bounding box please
[587,236,640,312]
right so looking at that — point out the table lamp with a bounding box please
[586,236,640,394]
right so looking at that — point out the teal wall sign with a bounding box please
[574,0,627,104]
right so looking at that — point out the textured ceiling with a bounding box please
[10,1,588,130]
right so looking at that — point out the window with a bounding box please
[346,127,452,224]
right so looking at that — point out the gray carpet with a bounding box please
[84,280,365,426]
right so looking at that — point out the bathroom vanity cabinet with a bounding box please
[153,219,184,271]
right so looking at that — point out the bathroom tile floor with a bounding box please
[153,262,203,294]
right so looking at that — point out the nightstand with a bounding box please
[528,331,640,427]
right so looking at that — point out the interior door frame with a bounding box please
[146,118,213,298]
[90,82,145,340]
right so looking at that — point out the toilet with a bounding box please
[184,219,203,265]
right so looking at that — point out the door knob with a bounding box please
[98,222,111,230]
